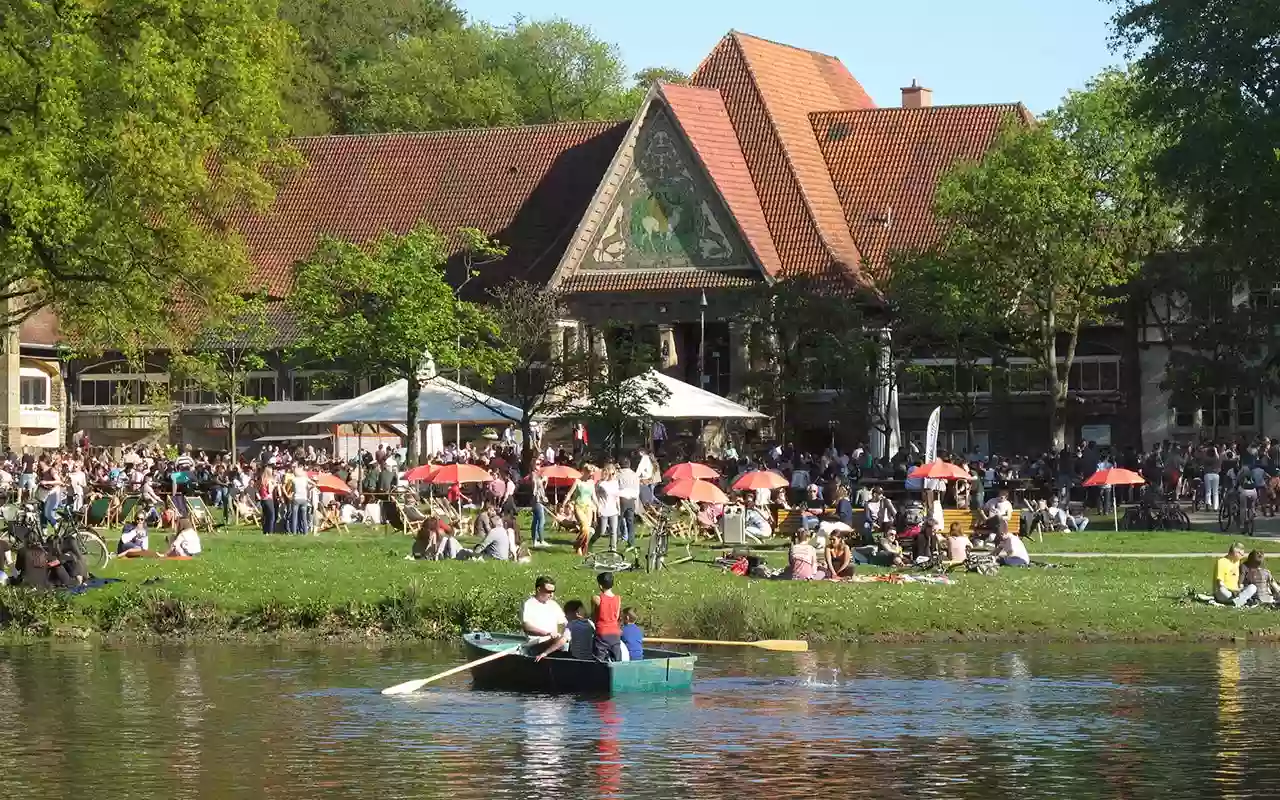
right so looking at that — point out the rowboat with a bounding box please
[462,631,697,694]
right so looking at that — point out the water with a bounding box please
[0,641,1274,798]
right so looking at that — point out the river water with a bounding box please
[0,641,1272,798]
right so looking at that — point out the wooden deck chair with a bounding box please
[393,496,425,536]
[118,496,141,525]
[235,495,261,526]
[169,494,193,530]
[83,494,113,529]
[185,496,217,534]
[318,502,347,533]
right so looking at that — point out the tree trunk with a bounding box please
[520,415,536,475]
[406,377,421,467]
[228,404,237,459]
[1050,389,1067,451]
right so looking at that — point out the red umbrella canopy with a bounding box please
[731,470,789,491]
[663,462,720,481]
[428,464,492,485]
[312,473,354,494]
[403,464,437,483]
[1083,467,1146,487]
[663,478,730,504]
[537,465,583,481]
[907,460,971,481]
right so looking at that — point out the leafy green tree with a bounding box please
[0,0,293,347]
[287,224,510,465]
[486,18,637,123]
[633,67,689,87]
[342,26,521,132]
[173,294,276,457]
[924,70,1178,448]
[577,329,669,460]
[279,0,464,134]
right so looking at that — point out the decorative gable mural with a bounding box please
[583,107,746,271]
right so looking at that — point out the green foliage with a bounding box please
[172,293,274,454]
[0,0,294,346]
[917,70,1178,447]
[287,224,511,463]
[577,328,670,458]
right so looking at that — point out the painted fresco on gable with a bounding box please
[585,109,743,270]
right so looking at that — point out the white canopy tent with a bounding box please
[557,370,766,420]
[300,376,524,426]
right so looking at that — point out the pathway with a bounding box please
[1037,552,1219,559]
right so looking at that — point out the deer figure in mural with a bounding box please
[639,194,681,252]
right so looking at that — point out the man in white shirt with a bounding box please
[982,489,1013,539]
[617,462,641,546]
[521,576,567,651]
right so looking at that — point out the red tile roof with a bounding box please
[562,271,759,293]
[19,307,60,347]
[659,83,782,279]
[692,32,874,285]
[812,104,1028,280]
[232,121,629,298]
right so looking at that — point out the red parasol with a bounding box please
[537,465,583,481]
[311,473,354,494]
[907,460,971,481]
[427,463,492,485]
[663,478,730,504]
[1082,467,1145,487]
[663,462,720,481]
[403,464,437,483]
[731,470,789,491]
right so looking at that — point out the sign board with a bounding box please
[1080,424,1112,447]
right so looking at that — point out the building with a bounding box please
[38,31,1147,454]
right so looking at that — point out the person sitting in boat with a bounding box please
[562,600,595,661]
[621,608,643,661]
[591,571,623,662]
[522,575,567,651]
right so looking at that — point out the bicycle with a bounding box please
[1219,492,1240,532]
[578,549,634,572]
[643,507,693,572]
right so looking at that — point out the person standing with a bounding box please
[257,465,277,534]
[530,467,548,548]
[1202,446,1222,512]
[562,468,596,556]
[591,571,623,662]
[594,463,622,553]
[617,459,640,547]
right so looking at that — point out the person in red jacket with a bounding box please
[591,571,623,662]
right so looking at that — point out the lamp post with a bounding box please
[698,290,708,388]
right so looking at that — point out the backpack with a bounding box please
[966,552,1000,576]
[1239,470,1257,490]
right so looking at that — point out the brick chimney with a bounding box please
[901,79,933,109]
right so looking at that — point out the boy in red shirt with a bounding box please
[591,571,623,662]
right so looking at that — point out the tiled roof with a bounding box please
[561,271,760,293]
[691,32,874,285]
[232,121,629,298]
[812,104,1028,280]
[19,308,60,347]
[659,83,782,279]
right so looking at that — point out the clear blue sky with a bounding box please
[462,0,1123,113]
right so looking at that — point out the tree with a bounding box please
[480,282,592,472]
[576,329,669,460]
[0,0,293,346]
[1113,0,1280,270]
[341,26,521,133]
[485,18,638,123]
[278,0,465,134]
[173,295,276,457]
[287,224,510,465]
[741,278,879,447]
[923,71,1178,448]
[632,67,689,87]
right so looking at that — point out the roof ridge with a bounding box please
[727,33,853,275]
[730,30,845,64]
[288,119,628,142]
[812,102,1025,116]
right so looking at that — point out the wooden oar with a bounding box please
[646,637,809,652]
[381,644,522,695]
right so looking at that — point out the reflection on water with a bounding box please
[0,641,1277,798]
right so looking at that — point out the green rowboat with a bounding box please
[462,631,696,694]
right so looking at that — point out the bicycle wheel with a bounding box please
[1243,509,1256,536]
[1219,502,1233,532]
[77,530,110,571]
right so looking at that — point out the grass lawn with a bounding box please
[3,523,1280,642]
[1026,529,1279,554]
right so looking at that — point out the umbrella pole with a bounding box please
[1113,484,1119,532]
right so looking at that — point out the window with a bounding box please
[178,379,218,406]
[1173,406,1197,429]
[1214,394,1233,428]
[243,375,277,401]
[1238,393,1257,427]
[291,374,354,402]
[19,376,47,406]
[78,377,163,406]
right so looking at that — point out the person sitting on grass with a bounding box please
[117,510,151,557]
[473,514,512,561]
[1214,542,1251,606]
[993,522,1030,567]
[411,518,452,560]
[744,495,773,543]
[823,531,854,579]
[787,529,818,580]
[165,517,202,558]
[621,608,643,662]
[944,522,972,567]
[1241,550,1280,606]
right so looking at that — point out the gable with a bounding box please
[581,105,754,273]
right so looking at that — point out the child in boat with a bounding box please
[621,607,643,661]
[591,571,623,662]
[563,599,595,661]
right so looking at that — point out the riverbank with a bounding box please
[2,526,1278,642]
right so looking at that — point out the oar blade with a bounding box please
[754,639,809,652]
[381,678,429,696]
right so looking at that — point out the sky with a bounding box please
[462,0,1124,114]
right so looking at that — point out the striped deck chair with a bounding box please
[185,496,216,534]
